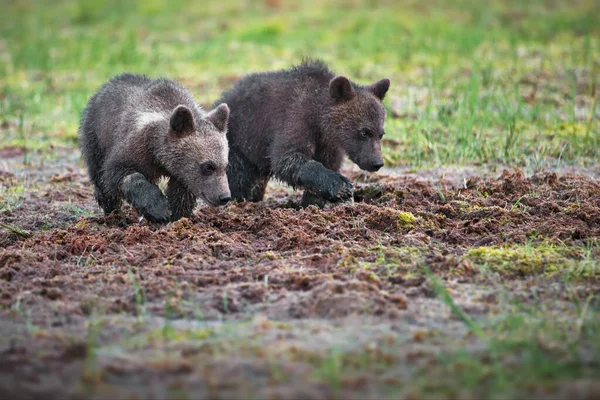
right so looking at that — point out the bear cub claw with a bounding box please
[324,173,354,202]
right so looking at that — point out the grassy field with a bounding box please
[1,0,600,399]
[2,0,599,166]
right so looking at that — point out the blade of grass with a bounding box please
[0,221,32,238]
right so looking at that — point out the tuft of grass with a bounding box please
[312,348,343,394]
[0,181,26,213]
[127,269,147,319]
[0,221,32,238]
[417,266,600,398]
[80,311,107,391]
[417,298,600,399]
[11,294,38,334]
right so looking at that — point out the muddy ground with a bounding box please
[1,147,599,399]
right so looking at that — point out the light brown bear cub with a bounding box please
[79,73,231,223]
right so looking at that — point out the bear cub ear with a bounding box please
[204,103,230,133]
[170,105,196,135]
[329,76,355,101]
[368,78,390,101]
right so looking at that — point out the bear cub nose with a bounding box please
[218,195,231,205]
[371,162,384,171]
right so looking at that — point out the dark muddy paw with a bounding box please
[324,174,354,202]
[139,197,172,223]
[301,191,328,208]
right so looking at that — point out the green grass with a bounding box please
[418,271,600,399]
[79,297,600,399]
[1,0,598,166]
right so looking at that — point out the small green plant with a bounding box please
[0,222,32,238]
[64,202,92,217]
[0,181,26,213]
[75,245,97,267]
[312,348,343,394]
[82,311,104,386]
[12,294,38,334]
[127,269,147,319]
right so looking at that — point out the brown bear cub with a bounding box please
[213,59,390,207]
[79,73,231,223]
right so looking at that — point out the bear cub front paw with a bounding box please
[323,173,354,202]
[138,193,172,223]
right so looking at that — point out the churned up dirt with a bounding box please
[1,148,599,399]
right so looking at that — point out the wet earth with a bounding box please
[1,147,599,399]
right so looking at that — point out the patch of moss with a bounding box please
[397,211,417,227]
[449,200,470,210]
[556,122,587,138]
[368,272,381,282]
[74,219,89,229]
[467,245,562,276]
[466,244,599,279]
[263,251,279,260]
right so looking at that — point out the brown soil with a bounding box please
[1,148,599,399]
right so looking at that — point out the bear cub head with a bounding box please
[325,76,390,172]
[162,103,231,207]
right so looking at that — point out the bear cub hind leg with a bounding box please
[227,148,269,203]
[120,172,171,223]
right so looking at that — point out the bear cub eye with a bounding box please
[200,162,216,176]
[360,128,373,139]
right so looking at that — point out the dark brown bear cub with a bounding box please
[213,59,390,207]
[79,73,231,223]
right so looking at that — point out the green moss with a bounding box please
[397,211,417,227]
[263,251,279,260]
[467,245,559,275]
[450,201,470,210]
[466,244,599,279]
[368,272,380,282]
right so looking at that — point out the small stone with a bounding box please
[41,287,62,300]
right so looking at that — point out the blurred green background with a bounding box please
[1,0,598,168]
